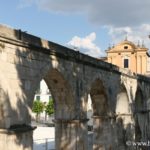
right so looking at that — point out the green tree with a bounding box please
[45,99,54,116]
[32,100,45,122]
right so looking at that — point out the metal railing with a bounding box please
[33,138,55,150]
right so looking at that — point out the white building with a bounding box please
[33,80,52,122]
[34,80,51,103]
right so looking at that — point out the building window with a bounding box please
[36,96,40,101]
[124,46,128,49]
[124,59,129,68]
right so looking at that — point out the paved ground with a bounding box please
[32,122,93,150]
[33,127,55,150]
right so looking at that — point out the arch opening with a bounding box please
[44,69,75,120]
[115,85,134,148]
[32,69,75,150]
[90,79,108,116]
[116,85,132,126]
[87,79,109,150]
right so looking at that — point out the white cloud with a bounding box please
[19,0,150,52]
[67,32,104,57]
[20,0,150,27]
[106,24,150,50]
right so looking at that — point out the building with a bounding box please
[33,80,52,122]
[103,39,150,75]
[34,80,51,103]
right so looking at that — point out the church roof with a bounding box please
[118,40,137,49]
[106,39,148,53]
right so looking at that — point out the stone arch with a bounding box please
[115,84,134,148]
[32,68,77,150]
[90,79,108,116]
[116,84,132,125]
[88,78,111,150]
[43,69,75,119]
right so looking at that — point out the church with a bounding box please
[102,39,150,75]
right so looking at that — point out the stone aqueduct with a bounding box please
[0,25,150,150]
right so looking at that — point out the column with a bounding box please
[0,125,35,150]
[92,116,114,150]
[54,119,88,150]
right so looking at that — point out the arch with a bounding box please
[90,79,108,116]
[32,68,77,150]
[115,84,134,148]
[116,85,131,121]
[43,69,75,119]
[87,78,110,149]
[116,85,131,117]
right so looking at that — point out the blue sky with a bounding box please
[1,0,150,57]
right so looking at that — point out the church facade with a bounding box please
[103,39,150,75]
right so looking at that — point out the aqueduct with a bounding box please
[0,25,150,150]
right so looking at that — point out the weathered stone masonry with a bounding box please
[0,24,150,150]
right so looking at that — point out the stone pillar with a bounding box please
[0,127,34,150]
[0,84,35,150]
[93,116,113,150]
[54,119,88,150]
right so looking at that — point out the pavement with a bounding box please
[33,126,55,150]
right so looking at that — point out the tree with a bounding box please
[32,100,45,122]
[45,99,54,116]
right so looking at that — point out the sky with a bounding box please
[1,0,150,57]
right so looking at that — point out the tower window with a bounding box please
[124,46,128,49]
[124,59,129,68]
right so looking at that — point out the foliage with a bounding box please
[32,100,45,114]
[32,98,54,122]
[45,99,54,116]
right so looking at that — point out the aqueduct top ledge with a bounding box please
[0,24,149,83]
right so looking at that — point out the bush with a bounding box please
[32,100,45,121]
[45,99,54,116]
